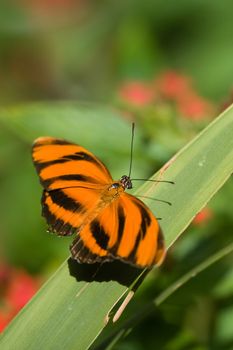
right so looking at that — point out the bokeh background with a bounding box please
[0,1,233,349]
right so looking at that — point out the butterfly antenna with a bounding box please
[128,123,135,178]
[131,179,174,185]
[136,195,172,206]
[127,123,174,185]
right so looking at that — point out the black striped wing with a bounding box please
[70,192,166,267]
[32,137,113,236]
[32,137,112,190]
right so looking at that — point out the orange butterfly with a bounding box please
[32,137,166,268]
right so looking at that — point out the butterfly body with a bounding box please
[32,137,166,268]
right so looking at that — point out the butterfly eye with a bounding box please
[120,175,133,189]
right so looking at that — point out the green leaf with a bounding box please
[138,104,233,248]
[1,104,233,350]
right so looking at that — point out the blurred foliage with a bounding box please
[0,0,233,103]
[0,1,233,349]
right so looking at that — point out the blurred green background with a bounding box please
[0,0,233,103]
[0,0,233,349]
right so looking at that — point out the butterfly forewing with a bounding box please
[33,137,112,237]
[32,137,112,190]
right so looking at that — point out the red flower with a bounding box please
[119,81,155,106]
[0,264,40,332]
[5,271,39,312]
[193,207,213,226]
[156,70,213,120]
[156,71,191,100]
[177,94,213,120]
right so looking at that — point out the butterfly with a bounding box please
[32,136,166,268]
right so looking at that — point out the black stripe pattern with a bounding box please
[32,138,112,185]
[41,190,83,236]
[70,236,113,264]
[35,151,103,173]
[90,219,110,250]
[127,200,152,264]
[110,205,126,254]
[48,189,84,212]
[42,174,98,189]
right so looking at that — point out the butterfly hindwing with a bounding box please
[32,137,112,190]
[70,193,165,267]
[110,193,165,266]
[70,200,118,262]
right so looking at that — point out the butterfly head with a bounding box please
[120,175,133,190]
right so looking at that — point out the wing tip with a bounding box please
[33,136,55,146]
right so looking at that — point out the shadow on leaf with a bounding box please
[68,257,148,288]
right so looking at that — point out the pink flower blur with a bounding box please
[177,94,212,120]
[119,81,155,106]
[193,207,213,226]
[156,70,213,119]
[6,271,39,312]
[0,264,39,332]
[157,71,191,100]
